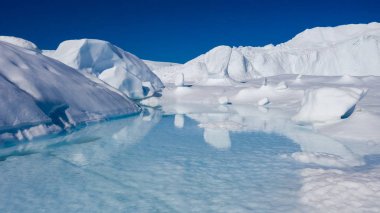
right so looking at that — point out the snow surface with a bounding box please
[144,73,380,169]
[0,36,40,52]
[142,59,179,70]
[46,39,164,99]
[300,167,380,212]
[292,87,367,123]
[0,41,139,140]
[152,22,380,84]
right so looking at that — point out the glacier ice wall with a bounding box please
[0,41,139,138]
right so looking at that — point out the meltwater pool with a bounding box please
[0,108,378,212]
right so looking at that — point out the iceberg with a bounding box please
[153,22,380,84]
[0,40,139,139]
[45,39,164,99]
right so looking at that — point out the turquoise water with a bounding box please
[0,108,354,212]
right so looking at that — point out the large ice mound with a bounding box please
[292,87,367,123]
[154,22,380,84]
[0,36,40,52]
[0,41,139,138]
[47,39,164,99]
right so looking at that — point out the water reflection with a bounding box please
[0,107,162,161]
[174,114,184,128]
[174,104,364,167]
[203,128,231,150]
[0,104,378,168]
[0,106,380,212]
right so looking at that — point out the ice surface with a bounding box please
[152,23,380,84]
[174,73,185,87]
[0,36,40,52]
[300,167,380,212]
[0,41,139,140]
[142,59,179,70]
[258,97,270,106]
[293,87,367,123]
[47,39,163,99]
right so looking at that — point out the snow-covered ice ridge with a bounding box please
[142,59,179,71]
[44,39,164,99]
[0,40,140,141]
[153,22,380,84]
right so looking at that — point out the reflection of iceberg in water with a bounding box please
[0,107,162,162]
[173,104,370,167]
[174,114,184,128]
[203,128,231,150]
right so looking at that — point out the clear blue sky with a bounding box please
[1,0,379,63]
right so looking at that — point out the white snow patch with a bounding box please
[293,87,367,123]
[48,39,163,99]
[218,96,230,105]
[258,97,270,106]
[291,152,363,167]
[0,36,39,52]
[152,23,380,85]
[174,73,185,87]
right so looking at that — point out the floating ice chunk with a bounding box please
[258,97,270,106]
[218,96,230,105]
[174,73,185,87]
[174,114,185,128]
[292,87,367,123]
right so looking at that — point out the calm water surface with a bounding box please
[0,108,375,212]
